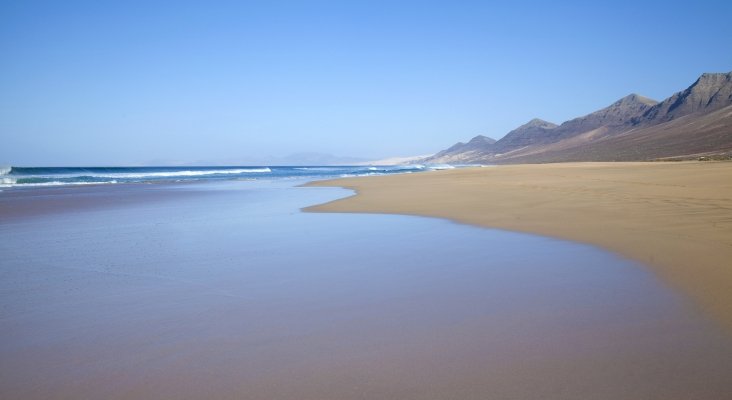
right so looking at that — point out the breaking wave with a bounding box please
[0,164,461,189]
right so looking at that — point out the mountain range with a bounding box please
[422,71,732,163]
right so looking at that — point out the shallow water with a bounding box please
[1,180,731,399]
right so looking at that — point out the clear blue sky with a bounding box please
[1,0,731,165]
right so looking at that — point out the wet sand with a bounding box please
[2,180,732,399]
[306,161,732,332]
[0,183,215,221]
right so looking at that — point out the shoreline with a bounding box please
[4,171,732,398]
[304,161,732,333]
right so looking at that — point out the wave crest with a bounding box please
[80,168,272,179]
[0,176,17,187]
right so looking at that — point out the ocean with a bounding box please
[0,164,457,188]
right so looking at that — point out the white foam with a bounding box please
[390,164,425,171]
[294,167,339,171]
[0,180,118,188]
[75,168,272,179]
[428,164,455,170]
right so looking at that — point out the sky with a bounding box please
[1,0,731,166]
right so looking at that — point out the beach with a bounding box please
[2,176,732,399]
[306,161,732,332]
[5,1,731,397]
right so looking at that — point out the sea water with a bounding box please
[0,164,457,188]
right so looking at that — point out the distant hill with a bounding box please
[423,71,732,164]
[275,152,368,165]
[205,152,369,166]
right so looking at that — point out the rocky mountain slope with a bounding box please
[426,135,497,163]
[423,71,732,164]
[634,72,732,125]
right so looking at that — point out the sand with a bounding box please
[305,161,732,332]
[4,178,732,398]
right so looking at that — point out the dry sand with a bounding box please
[306,162,732,332]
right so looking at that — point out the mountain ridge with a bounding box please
[423,71,732,164]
